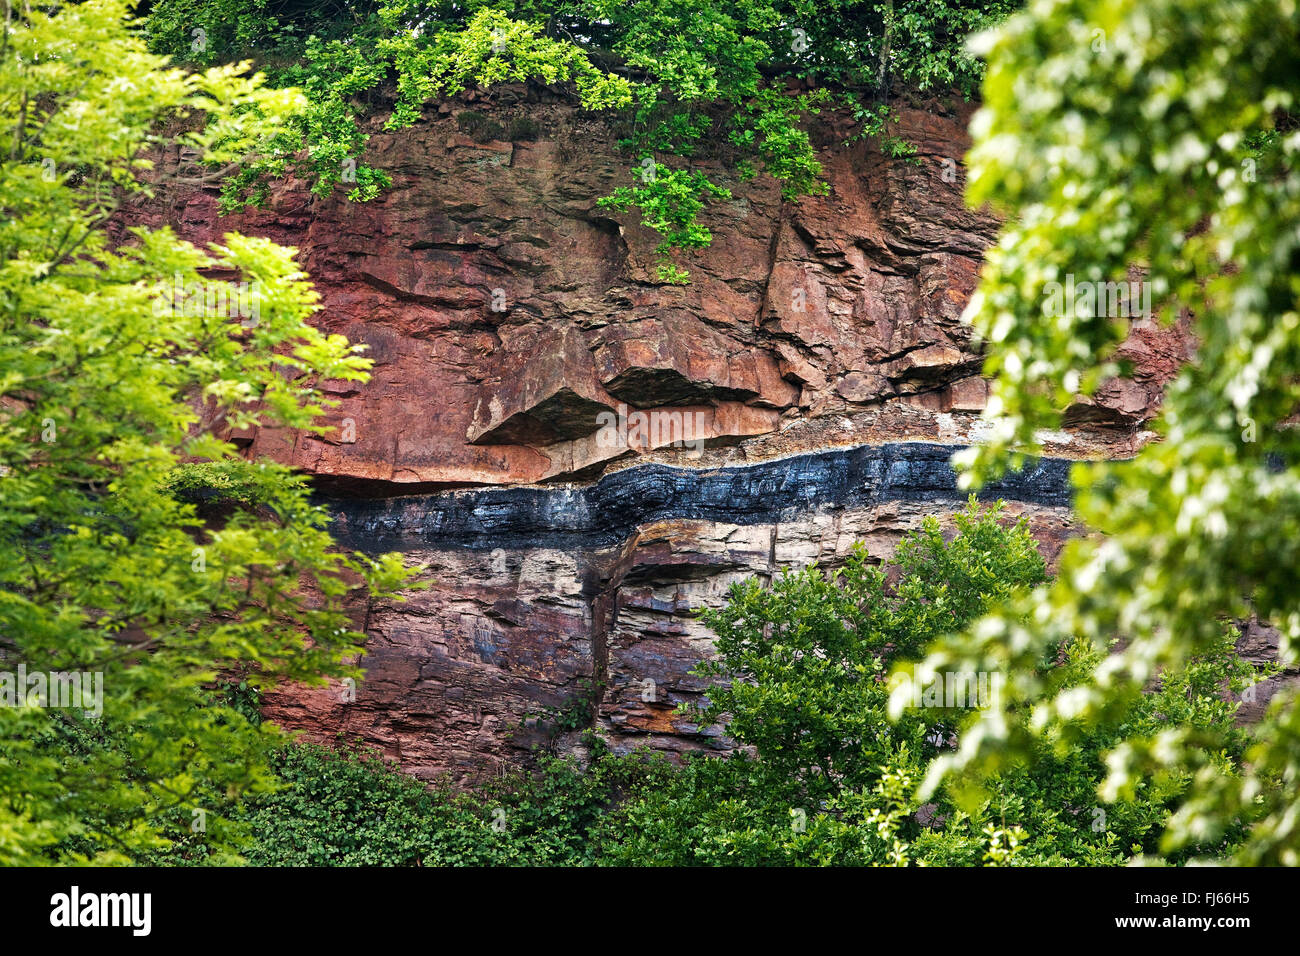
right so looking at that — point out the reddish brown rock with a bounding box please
[118,91,1215,780]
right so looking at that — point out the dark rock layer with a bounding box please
[325,442,1073,553]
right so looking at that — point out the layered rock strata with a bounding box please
[116,88,1248,781]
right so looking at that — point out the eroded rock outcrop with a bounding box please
[119,88,1215,781]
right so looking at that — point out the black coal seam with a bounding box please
[318,441,1074,553]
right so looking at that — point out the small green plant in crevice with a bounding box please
[506,116,541,141]
[846,100,921,162]
[522,677,605,749]
[457,110,505,143]
[217,678,264,726]
[458,111,540,143]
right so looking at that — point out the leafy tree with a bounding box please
[0,0,411,863]
[696,501,1046,802]
[902,0,1300,864]
[599,502,1253,866]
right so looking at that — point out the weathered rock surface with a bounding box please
[123,92,1157,492]
[271,495,1076,783]
[117,88,1277,782]
[263,442,1072,782]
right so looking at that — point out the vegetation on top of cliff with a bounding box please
[141,0,1020,281]
[0,0,415,864]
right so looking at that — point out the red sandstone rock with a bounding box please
[116,92,1227,781]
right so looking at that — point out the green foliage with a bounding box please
[219,678,265,726]
[26,708,267,866]
[736,87,832,198]
[0,0,414,864]
[162,460,277,506]
[846,100,919,160]
[381,7,636,127]
[141,0,1023,277]
[521,676,604,748]
[917,0,1300,865]
[599,165,733,281]
[240,737,653,866]
[193,6,635,211]
[694,500,1045,800]
[602,502,1256,866]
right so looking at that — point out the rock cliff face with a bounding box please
[121,88,1211,782]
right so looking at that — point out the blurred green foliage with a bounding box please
[914,0,1300,865]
